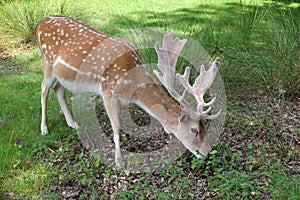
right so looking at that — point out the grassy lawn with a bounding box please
[0,0,299,199]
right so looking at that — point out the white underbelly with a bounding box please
[57,78,103,96]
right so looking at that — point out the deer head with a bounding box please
[153,32,221,158]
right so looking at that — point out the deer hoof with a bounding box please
[69,122,79,130]
[41,126,49,135]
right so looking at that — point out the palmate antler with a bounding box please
[153,32,188,104]
[154,32,221,120]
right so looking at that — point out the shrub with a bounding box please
[0,0,92,56]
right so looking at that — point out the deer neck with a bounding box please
[131,82,183,132]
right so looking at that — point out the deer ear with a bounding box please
[179,113,190,123]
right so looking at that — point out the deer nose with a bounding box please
[195,150,204,158]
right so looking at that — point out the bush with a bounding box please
[262,7,300,98]
[0,0,92,55]
[220,4,299,99]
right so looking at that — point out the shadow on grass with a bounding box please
[105,1,299,99]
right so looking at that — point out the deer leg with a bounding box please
[53,82,79,129]
[103,94,122,166]
[41,77,56,135]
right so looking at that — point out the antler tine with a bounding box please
[204,109,222,120]
[153,32,189,106]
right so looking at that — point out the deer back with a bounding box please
[36,16,152,95]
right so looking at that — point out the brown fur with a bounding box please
[36,16,211,164]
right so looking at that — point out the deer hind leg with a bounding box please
[102,94,122,165]
[41,75,56,135]
[53,82,79,129]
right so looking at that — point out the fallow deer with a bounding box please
[35,16,221,165]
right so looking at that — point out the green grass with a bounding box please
[0,0,299,199]
[1,0,299,96]
[0,163,55,199]
[0,0,92,51]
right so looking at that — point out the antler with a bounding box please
[176,57,221,119]
[153,32,190,107]
[154,32,221,119]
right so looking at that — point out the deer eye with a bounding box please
[191,128,199,135]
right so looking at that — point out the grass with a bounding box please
[1,0,299,97]
[0,0,92,55]
[0,0,299,199]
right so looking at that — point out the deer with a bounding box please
[35,16,221,165]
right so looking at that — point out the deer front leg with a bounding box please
[41,77,56,135]
[103,94,122,166]
[53,82,79,129]
[113,123,121,166]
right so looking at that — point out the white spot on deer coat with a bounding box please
[123,79,132,84]
[138,83,146,88]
